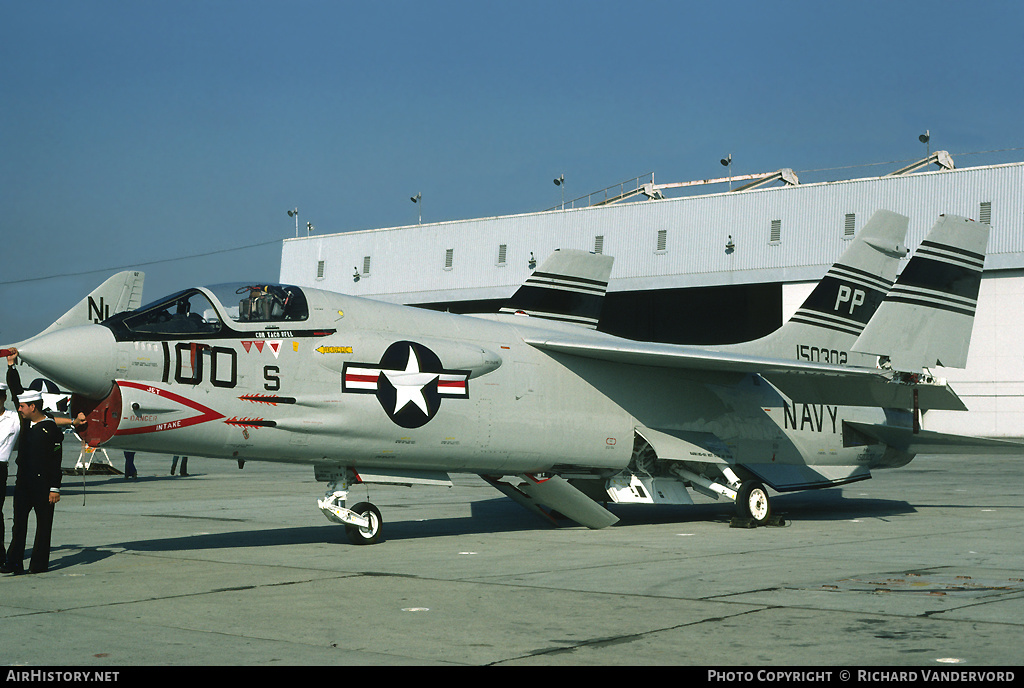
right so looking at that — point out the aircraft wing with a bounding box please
[523,333,967,411]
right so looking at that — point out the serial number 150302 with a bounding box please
[796,344,847,365]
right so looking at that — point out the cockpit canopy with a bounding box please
[208,284,309,324]
[102,283,308,340]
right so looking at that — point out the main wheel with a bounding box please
[735,481,771,525]
[345,502,383,545]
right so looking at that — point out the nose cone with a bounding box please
[18,325,118,399]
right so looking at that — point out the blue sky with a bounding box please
[2,0,1023,342]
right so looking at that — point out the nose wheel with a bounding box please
[345,502,383,545]
[318,479,384,545]
[735,480,771,526]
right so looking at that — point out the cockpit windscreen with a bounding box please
[118,289,221,336]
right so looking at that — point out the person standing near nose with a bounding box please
[0,379,20,559]
[2,348,83,575]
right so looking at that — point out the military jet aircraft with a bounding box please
[8,211,1009,544]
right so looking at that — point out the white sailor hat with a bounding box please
[18,389,43,403]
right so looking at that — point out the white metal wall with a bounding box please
[924,270,1024,439]
[281,162,1024,304]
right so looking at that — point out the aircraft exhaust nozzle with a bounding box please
[17,324,118,399]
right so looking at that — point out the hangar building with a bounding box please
[280,158,1024,439]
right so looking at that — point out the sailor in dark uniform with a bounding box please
[2,350,83,574]
[0,380,20,558]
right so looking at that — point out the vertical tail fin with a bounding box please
[852,214,988,370]
[499,249,613,329]
[34,271,145,338]
[722,209,909,365]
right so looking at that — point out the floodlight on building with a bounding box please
[411,192,422,224]
[287,208,299,237]
[553,174,565,209]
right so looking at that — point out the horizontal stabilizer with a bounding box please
[844,421,1024,455]
[500,249,613,329]
[762,370,967,411]
[741,463,871,492]
[853,215,989,370]
[482,474,619,529]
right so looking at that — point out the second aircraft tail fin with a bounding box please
[36,271,146,338]
[499,249,613,329]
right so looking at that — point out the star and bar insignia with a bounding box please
[342,341,470,428]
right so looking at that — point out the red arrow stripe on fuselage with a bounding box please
[114,381,225,436]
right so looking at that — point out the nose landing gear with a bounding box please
[344,502,383,545]
[318,479,384,545]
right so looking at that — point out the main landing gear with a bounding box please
[665,463,780,528]
[735,480,772,526]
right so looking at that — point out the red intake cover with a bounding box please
[70,384,122,447]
